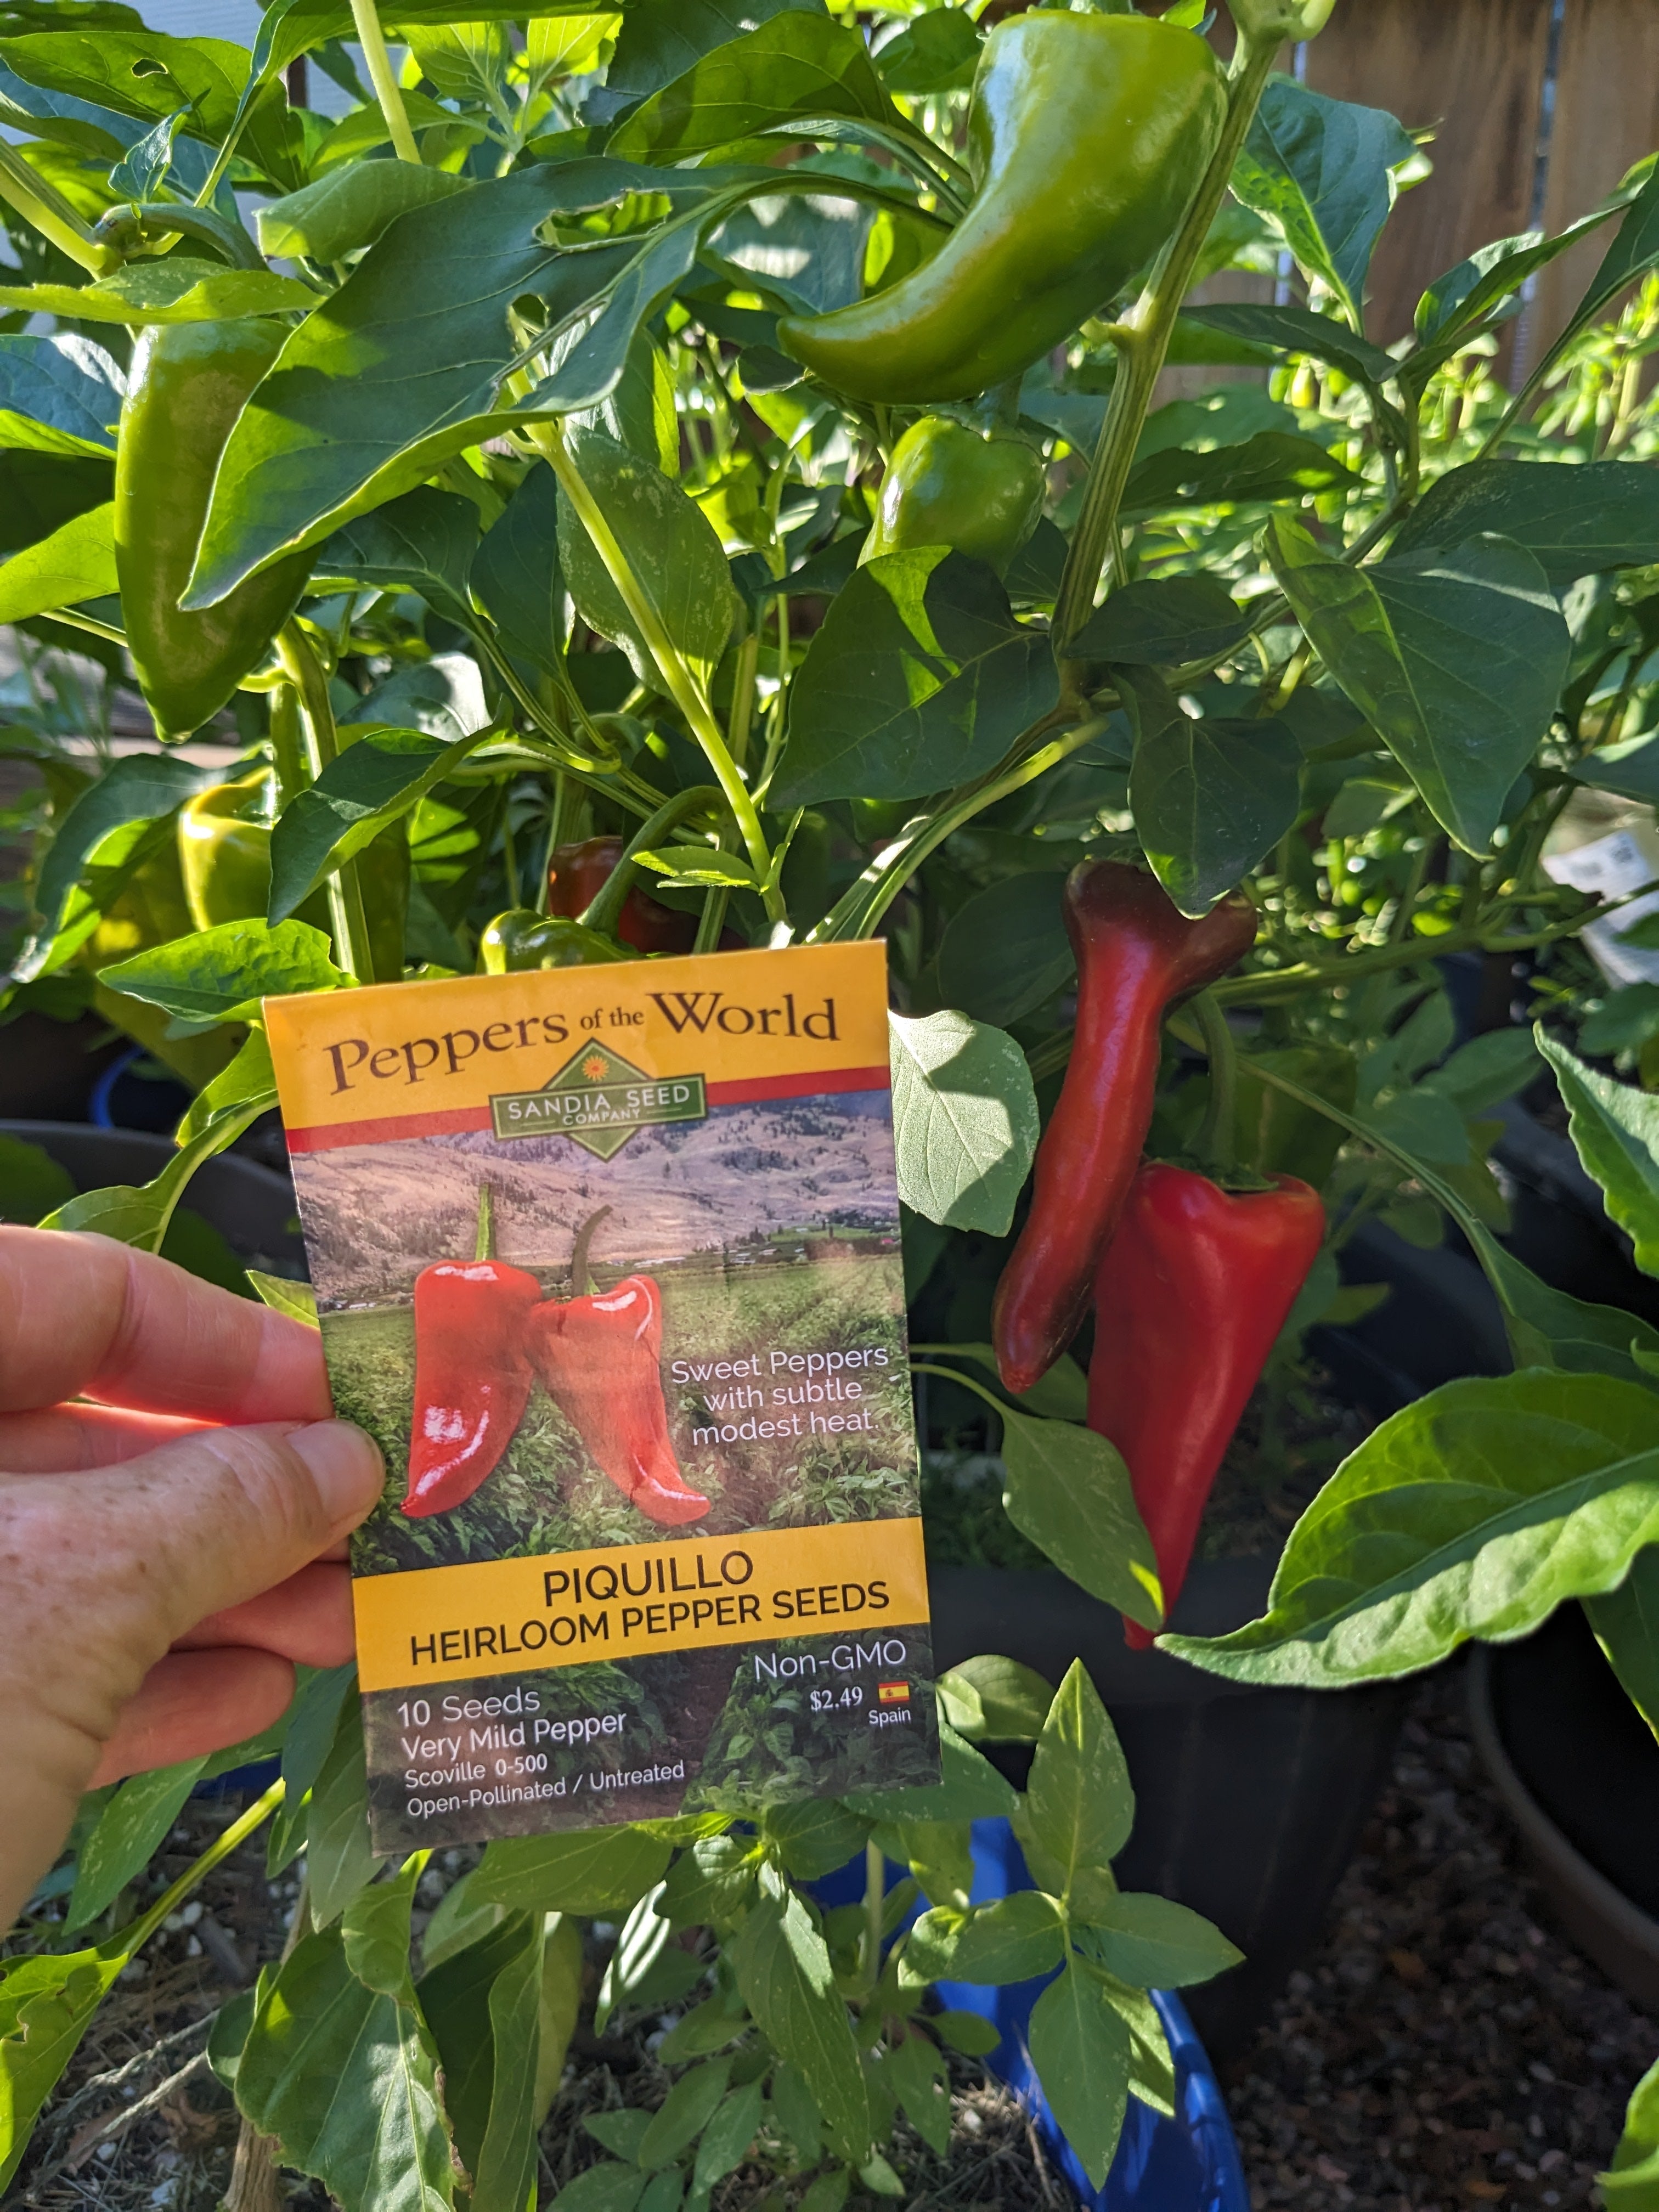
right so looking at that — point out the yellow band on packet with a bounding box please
[264,940,939,1853]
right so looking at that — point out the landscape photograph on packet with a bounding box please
[266,941,942,1849]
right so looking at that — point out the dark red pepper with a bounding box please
[403,1187,543,1517]
[548,835,697,956]
[1087,1163,1325,1647]
[526,1209,709,1527]
[992,862,1257,1395]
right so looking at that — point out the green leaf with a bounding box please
[1178,300,1397,386]
[761,1799,873,1883]
[1392,459,1659,585]
[1601,2050,1659,2208]
[0,498,114,624]
[1585,1548,1659,1741]
[1469,1220,1659,1385]
[1165,1369,1659,1687]
[269,730,484,926]
[876,8,979,95]
[249,1270,319,1331]
[178,1027,279,1148]
[0,1952,122,2191]
[1518,162,1659,415]
[256,160,469,263]
[1120,668,1301,917]
[267,1659,352,1872]
[731,1867,868,2165]
[1028,1961,1131,2190]
[98,917,348,1025]
[472,1827,672,1917]
[557,424,734,689]
[932,2008,1000,2057]
[0,1133,73,1225]
[1536,1030,1659,1277]
[999,1404,1163,1630]
[419,1912,544,2212]
[638,2056,732,2168]
[888,1007,1039,1237]
[30,751,216,941]
[306,1690,379,1927]
[313,486,480,633]
[610,14,891,162]
[0,261,317,326]
[925,1342,1088,1425]
[1025,1660,1135,1894]
[35,1116,252,1253]
[602,0,821,113]
[776,548,1058,805]
[0,28,252,139]
[1573,732,1659,809]
[65,1760,207,1932]
[1079,1892,1242,1989]
[902,1892,1065,1985]
[552,2166,648,2212]
[936,1653,1054,1746]
[1268,514,1568,855]
[693,2079,765,2192]
[235,1924,454,2212]
[1068,574,1249,666]
[935,872,1073,1028]
[839,1723,1012,1834]
[0,333,121,458]
[341,1859,420,1999]
[471,462,565,673]
[183,165,678,607]
[1232,77,1416,327]
[1121,430,1357,516]
[1419,1028,1539,1115]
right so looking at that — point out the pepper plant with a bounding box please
[6,0,1659,2202]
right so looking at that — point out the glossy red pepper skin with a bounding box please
[547,836,696,956]
[528,1275,710,1527]
[992,863,1257,1394]
[1088,1164,1325,1649]
[402,1259,545,1516]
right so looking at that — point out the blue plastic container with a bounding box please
[815,1817,1248,2212]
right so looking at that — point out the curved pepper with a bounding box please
[403,1255,545,1517]
[992,862,1256,1395]
[477,908,635,973]
[528,1274,709,1526]
[115,320,313,741]
[546,835,698,956]
[864,416,1045,577]
[177,771,410,983]
[1087,1164,1325,1647]
[776,13,1226,403]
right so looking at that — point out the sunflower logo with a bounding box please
[583,1053,609,1083]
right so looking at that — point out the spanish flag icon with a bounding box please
[878,1680,911,1704]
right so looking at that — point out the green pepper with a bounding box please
[863,416,1045,575]
[777,13,1226,403]
[178,771,411,982]
[477,910,635,973]
[115,320,313,741]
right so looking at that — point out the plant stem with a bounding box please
[276,623,376,984]
[1051,31,1279,652]
[476,1181,494,1262]
[350,0,421,163]
[530,421,784,921]
[693,887,731,953]
[1190,989,1237,1174]
[269,681,307,808]
[93,198,263,270]
[0,141,121,275]
[862,1837,885,1999]
[579,785,723,938]
[112,1780,284,1961]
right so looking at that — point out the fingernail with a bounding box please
[290,1420,384,1528]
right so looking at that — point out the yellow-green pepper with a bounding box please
[477,910,635,973]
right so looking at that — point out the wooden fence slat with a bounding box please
[1526,0,1659,377]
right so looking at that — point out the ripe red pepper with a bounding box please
[992,863,1257,1394]
[1087,1163,1325,1648]
[403,1187,543,1518]
[548,835,697,956]
[527,1209,709,1527]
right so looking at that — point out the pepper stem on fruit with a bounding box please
[569,1205,612,1299]
[476,1181,495,1263]
[1191,988,1239,1177]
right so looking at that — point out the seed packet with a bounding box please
[264,940,939,1852]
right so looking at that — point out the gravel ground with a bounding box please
[1225,1663,1656,2211]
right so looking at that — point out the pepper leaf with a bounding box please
[1076,1893,1243,1989]
[1178,300,1397,386]
[312,487,481,634]
[998,1404,1164,1630]
[1584,1548,1659,1743]
[1391,458,1659,585]
[0,261,318,326]
[1534,1029,1659,1278]
[888,1007,1039,1237]
[1068,574,1250,666]
[27,751,217,944]
[0,1953,124,2191]
[1024,1658,1135,1892]
[1120,430,1357,516]
[470,461,565,673]
[268,730,490,927]
[417,1911,544,2212]
[731,1865,868,2166]
[255,156,468,263]
[1163,1369,1659,1688]
[609,13,894,162]
[0,498,115,627]
[776,547,1059,804]
[1027,1961,1131,2190]
[471,1826,672,1916]
[305,1689,379,1927]
[0,333,122,457]
[98,918,349,1026]
[935,872,1073,1029]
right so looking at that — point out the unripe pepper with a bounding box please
[115,320,313,741]
[863,416,1045,577]
[478,909,634,972]
[546,835,697,956]
[992,863,1256,1395]
[1087,1164,1325,1647]
[777,13,1226,403]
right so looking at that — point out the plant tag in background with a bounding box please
[265,941,939,1853]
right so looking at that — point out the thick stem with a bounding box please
[693,887,731,953]
[0,141,121,275]
[350,0,422,163]
[1190,989,1237,1175]
[1051,33,1280,651]
[276,624,376,984]
[570,1205,611,1296]
[530,422,783,921]
[115,1780,283,1959]
[476,1181,494,1262]
[269,682,307,809]
[578,785,723,938]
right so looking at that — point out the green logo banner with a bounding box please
[491,1042,707,1159]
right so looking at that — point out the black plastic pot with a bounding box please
[0,1012,123,1121]
[0,1120,304,1275]
[1469,1606,1659,2009]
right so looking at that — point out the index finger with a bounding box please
[0,1227,333,1421]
